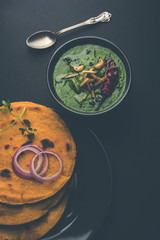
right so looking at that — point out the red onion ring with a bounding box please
[12,145,48,179]
[30,151,63,182]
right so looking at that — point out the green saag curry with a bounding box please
[53,44,126,113]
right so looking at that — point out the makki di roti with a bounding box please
[0,101,76,205]
[0,194,68,240]
[0,188,65,225]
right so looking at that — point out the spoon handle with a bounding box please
[56,12,112,36]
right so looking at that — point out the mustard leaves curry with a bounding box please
[53,44,127,113]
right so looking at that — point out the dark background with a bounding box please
[0,0,159,240]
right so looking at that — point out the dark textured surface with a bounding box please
[0,0,159,239]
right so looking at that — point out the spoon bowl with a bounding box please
[26,30,57,49]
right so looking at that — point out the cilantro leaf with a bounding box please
[19,128,26,135]
[2,100,7,107]
[27,132,35,141]
[1,99,12,113]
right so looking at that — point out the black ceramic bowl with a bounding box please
[47,36,131,116]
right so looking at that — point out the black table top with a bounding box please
[0,1,159,240]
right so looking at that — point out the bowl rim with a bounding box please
[47,36,132,116]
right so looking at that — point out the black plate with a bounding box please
[47,36,131,116]
[41,124,112,240]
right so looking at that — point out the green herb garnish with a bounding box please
[0,100,37,141]
[19,121,37,141]
[0,99,13,114]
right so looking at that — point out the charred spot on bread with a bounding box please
[0,169,11,178]
[21,140,32,147]
[23,119,31,127]
[4,144,10,149]
[10,120,16,124]
[41,139,54,149]
[28,106,41,111]
[66,143,71,151]
[33,107,41,110]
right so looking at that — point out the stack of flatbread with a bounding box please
[0,102,76,240]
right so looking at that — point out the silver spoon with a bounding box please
[26,12,112,49]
